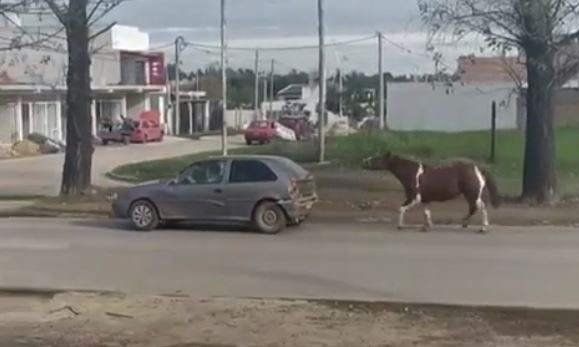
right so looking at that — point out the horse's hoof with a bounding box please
[478,228,489,234]
[462,223,469,229]
[397,225,404,231]
[421,226,431,232]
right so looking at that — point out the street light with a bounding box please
[220,0,228,156]
[174,36,186,135]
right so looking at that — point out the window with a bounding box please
[178,160,225,185]
[229,160,277,183]
[250,121,270,129]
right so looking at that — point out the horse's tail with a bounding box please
[480,168,501,208]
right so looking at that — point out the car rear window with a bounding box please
[229,160,278,183]
[250,121,270,129]
[274,157,309,179]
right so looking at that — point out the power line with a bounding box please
[182,35,375,52]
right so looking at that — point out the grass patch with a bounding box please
[108,128,579,197]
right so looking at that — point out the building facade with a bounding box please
[0,23,167,145]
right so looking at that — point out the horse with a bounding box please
[363,152,500,233]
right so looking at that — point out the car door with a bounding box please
[164,160,227,220]
[224,159,280,221]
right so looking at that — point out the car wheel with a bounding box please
[123,136,130,145]
[129,200,160,231]
[245,139,252,145]
[102,139,109,146]
[253,201,287,234]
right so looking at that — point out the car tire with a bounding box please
[253,201,287,234]
[123,136,130,145]
[102,139,109,146]
[245,139,252,145]
[129,200,160,231]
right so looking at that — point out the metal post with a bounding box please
[254,50,260,117]
[269,59,275,119]
[318,0,326,163]
[262,77,268,119]
[490,101,497,163]
[174,36,184,135]
[188,102,194,135]
[338,68,343,117]
[220,0,228,156]
[378,32,385,130]
[195,70,200,91]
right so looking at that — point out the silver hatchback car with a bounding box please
[112,155,317,234]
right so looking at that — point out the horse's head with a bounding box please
[362,151,393,171]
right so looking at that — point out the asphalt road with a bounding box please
[0,135,243,197]
[0,218,578,309]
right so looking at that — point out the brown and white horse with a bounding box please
[363,152,500,233]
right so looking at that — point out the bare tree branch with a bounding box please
[88,21,116,41]
[41,0,68,26]
[87,0,107,22]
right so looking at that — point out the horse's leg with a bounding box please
[478,200,490,233]
[398,194,421,230]
[422,204,433,232]
[462,201,477,228]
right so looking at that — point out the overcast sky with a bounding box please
[111,0,483,74]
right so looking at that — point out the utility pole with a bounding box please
[195,70,200,91]
[317,0,326,163]
[220,0,228,156]
[254,50,260,117]
[174,36,185,135]
[269,59,275,119]
[378,32,385,130]
[262,77,267,119]
[338,68,343,118]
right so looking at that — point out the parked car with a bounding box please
[98,121,133,145]
[112,155,318,234]
[99,119,164,145]
[244,120,276,145]
[130,119,164,143]
[279,116,313,141]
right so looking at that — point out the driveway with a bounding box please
[0,136,243,197]
[1,219,579,309]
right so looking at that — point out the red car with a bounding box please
[130,119,164,143]
[100,117,164,145]
[244,120,276,145]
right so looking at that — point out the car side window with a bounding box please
[178,160,225,185]
[229,160,277,183]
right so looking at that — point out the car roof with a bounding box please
[208,154,288,162]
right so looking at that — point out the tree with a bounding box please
[419,0,579,204]
[40,0,126,195]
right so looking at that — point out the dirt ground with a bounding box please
[0,292,578,347]
[312,167,579,228]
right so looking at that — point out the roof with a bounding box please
[457,55,526,84]
[277,84,305,98]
